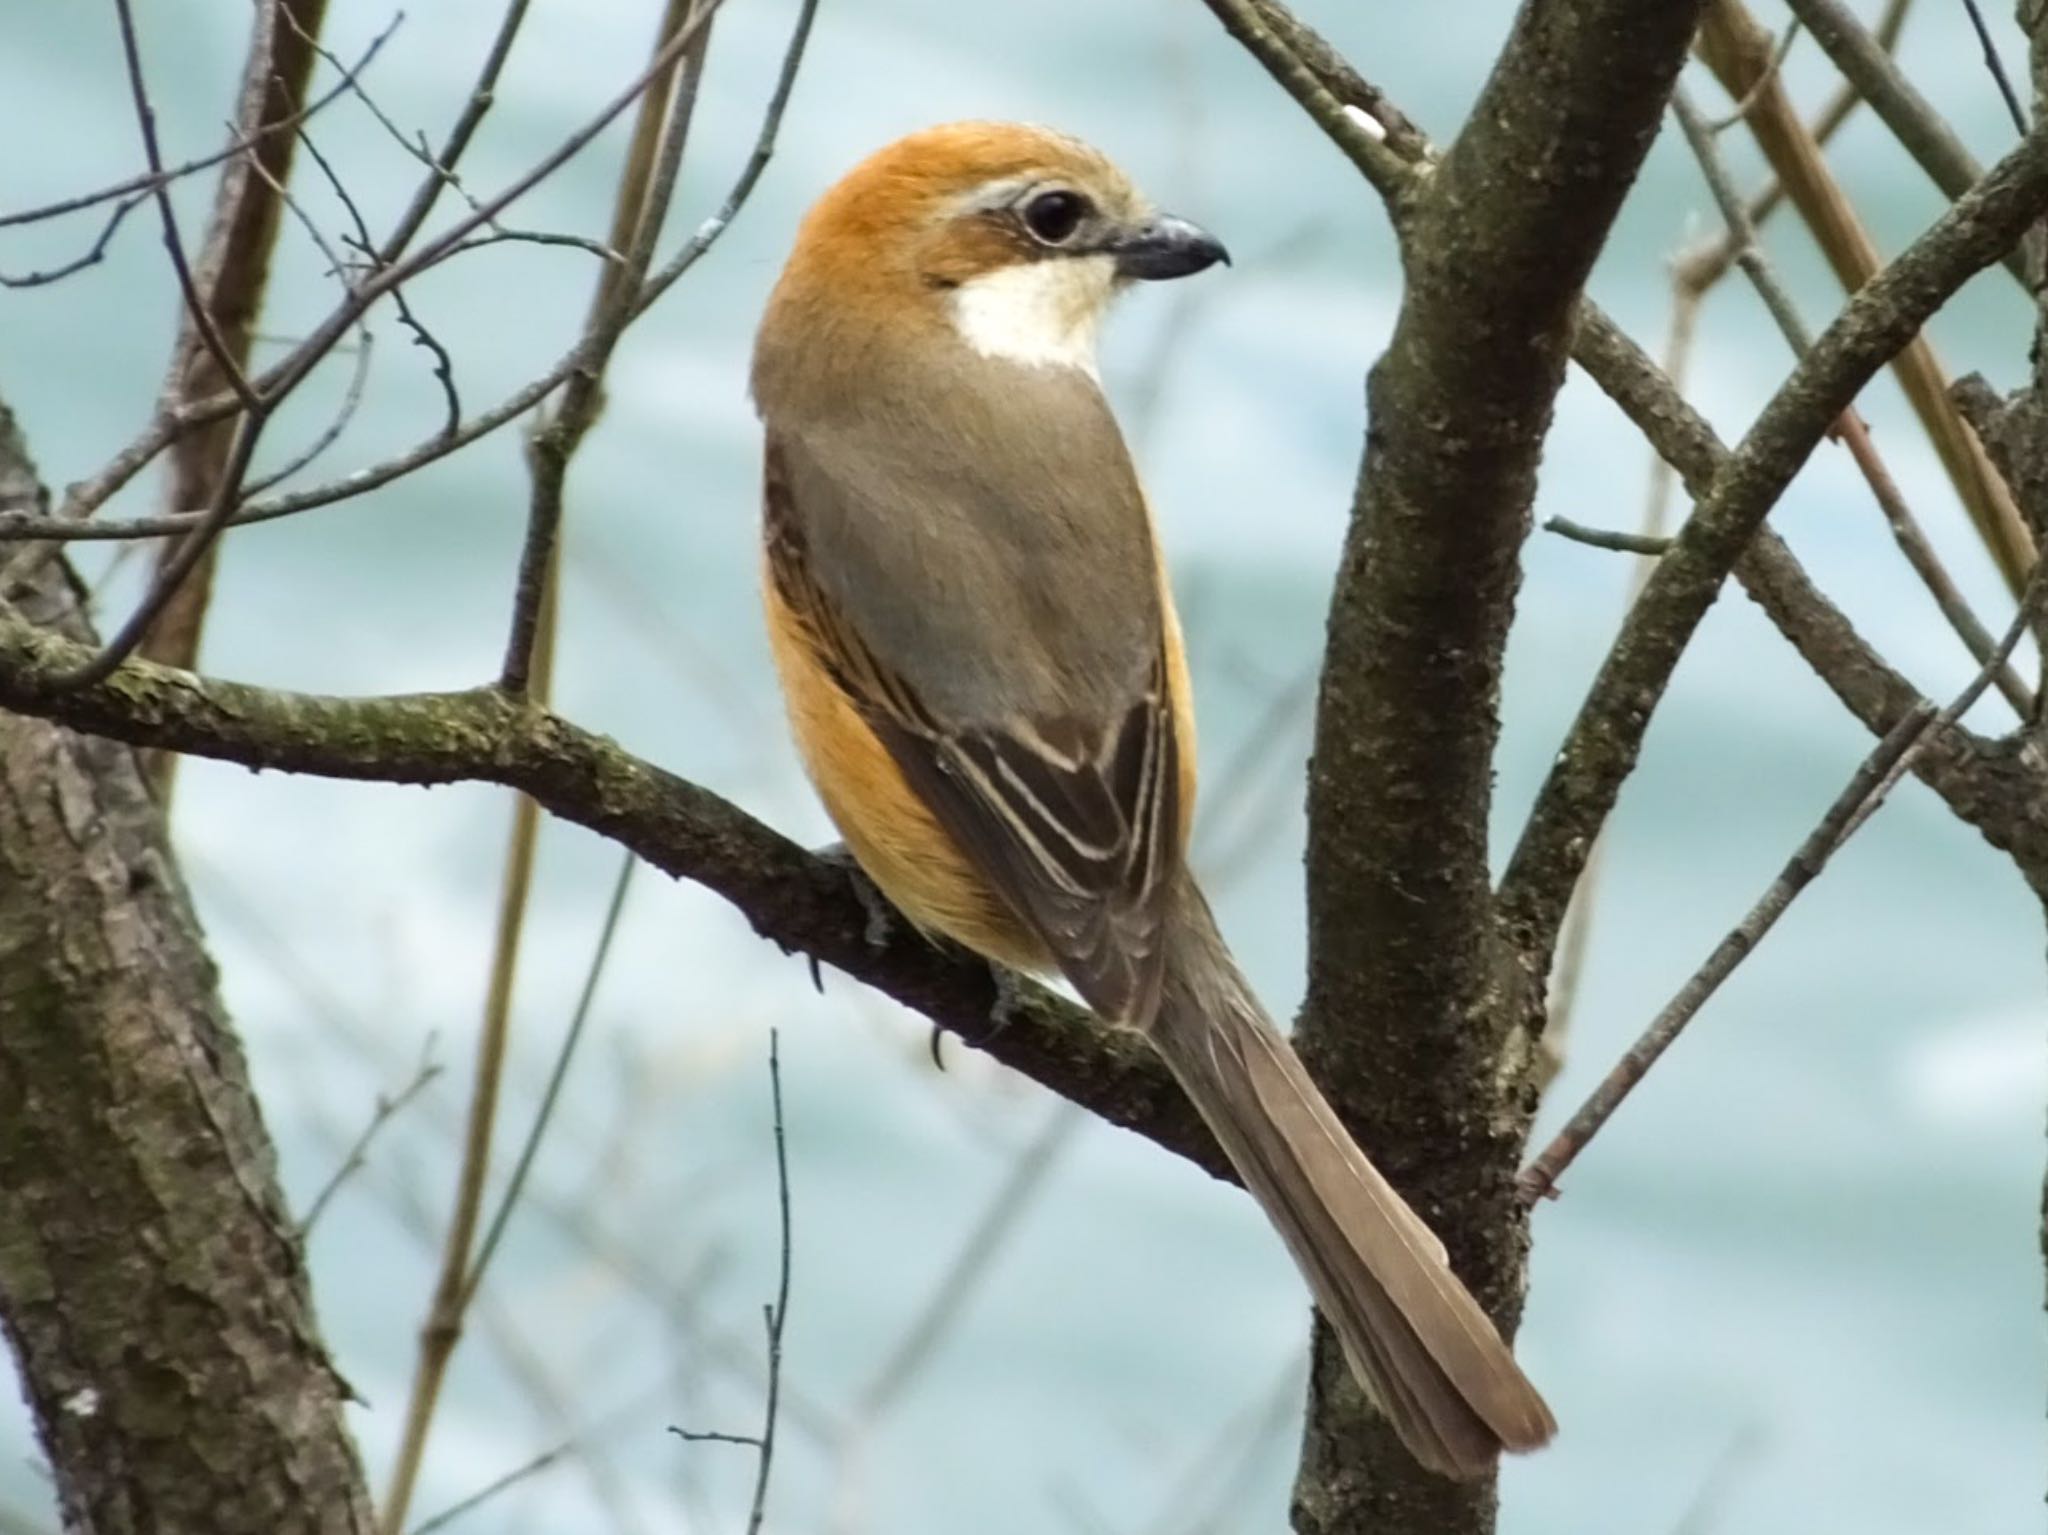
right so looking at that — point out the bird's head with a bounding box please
[754,121,1226,410]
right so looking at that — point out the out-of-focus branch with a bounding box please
[678,1034,792,1535]
[1787,0,2026,272]
[1523,704,1933,1200]
[1681,0,1916,290]
[381,2,717,1525]
[1695,0,2036,593]
[139,0,330,800]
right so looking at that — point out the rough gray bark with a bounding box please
[0,407,373,1534]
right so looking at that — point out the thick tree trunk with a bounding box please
[1288,1,1707,1528]
[0,406,372,1534]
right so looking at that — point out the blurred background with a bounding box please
[2,1,2043,1530]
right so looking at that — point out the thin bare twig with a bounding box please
[463,850,637,1301]
[1788,0,1984,199]
[1545,516,1672,556]
[241,331,375,499]
[299,1043,442,1235]
[632,0,820,314]
[1522,554,2048,1201]
[187,848,838,1459]
[297,129,461,441]
[1705,18,1803,132]
[0,0,812,551]
[0,193,151,289]
[1683,0,1918,290]
[746,1033,794,1535]
[443,227,623,264]
[0,16,395,231]
[229,144,380,497]
[372,0,534,266]
[44,0,720,537]
[406,1443,569,1535]
[1959,0,2029,133]
[111,0,259,414]
[0,17,393,292]
[0,350,582,544]
[106,0,328,755]
[672,1032,793,1535]
[1836,410,2033,713]
[1540,283,1702,1085]
[381,8,715,1523]
[378,778,547,1533]
[1506,116,2048,956]
[45,411,269,690]
[501,0,716,692]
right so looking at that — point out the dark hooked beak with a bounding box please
[1110,214,1230,281]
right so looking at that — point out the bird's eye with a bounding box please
[1022,189,1089,245]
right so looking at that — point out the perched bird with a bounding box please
[752,121,1554,1478]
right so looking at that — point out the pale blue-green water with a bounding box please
[3,2,2044,1531]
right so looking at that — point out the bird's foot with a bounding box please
[811,840,896,950]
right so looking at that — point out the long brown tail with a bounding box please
[1145,876,1555,1480]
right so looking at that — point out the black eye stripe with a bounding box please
[1022,189,1089,245]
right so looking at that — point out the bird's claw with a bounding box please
[928,964,1029,1071]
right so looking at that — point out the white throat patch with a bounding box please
[949,255,1115,375]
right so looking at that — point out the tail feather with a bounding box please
[1147,880,1555,1480]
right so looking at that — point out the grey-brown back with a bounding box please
[767,342,1162,732]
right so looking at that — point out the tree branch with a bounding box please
[1213,0,1707,1524]
[0,600,1225,1181]
[1303,0,1707,1114]
[1695,0,2036,591]
[1502,120,2048,954]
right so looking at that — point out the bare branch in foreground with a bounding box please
[0,605,1217,1173]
